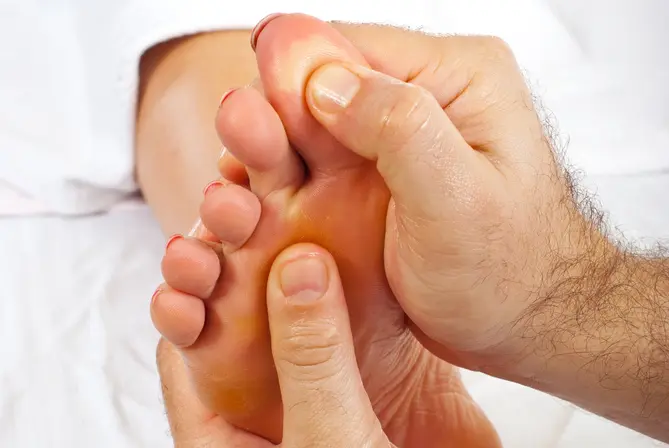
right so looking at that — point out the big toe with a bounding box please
[253,13,368,174]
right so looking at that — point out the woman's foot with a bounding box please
[151,13,501,447]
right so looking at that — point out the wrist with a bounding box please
[486,227,669,437]
[500,223,618,372]
[471,198,616,372]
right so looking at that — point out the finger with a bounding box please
[333,24,546,170]
[266,244,387,448]
[306,62,495,222]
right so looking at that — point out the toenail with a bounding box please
[203,180,224,196]
[250,13,285,51]
[165,234,183,251]
[279,255,328,303]
[151,288,162,304]
[219,88,237,108]
[309,63,361,113]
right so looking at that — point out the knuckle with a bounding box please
[376,84,435,146]
[275,318,346,383]
[456,36,526,113]
[477,36,516,65]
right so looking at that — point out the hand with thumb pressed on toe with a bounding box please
[265,244,393,448]
[304,28,611,377]
[157,243,394,448]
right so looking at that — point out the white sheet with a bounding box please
[2,174,668,447]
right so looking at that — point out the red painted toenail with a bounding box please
[165,234,183,251]
[250,13,284,51]
[151,288,161,304]
[219,88,237,108]
[203,180,224,196]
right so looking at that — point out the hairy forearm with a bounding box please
[136,30,256,236]
[501,237,669,441]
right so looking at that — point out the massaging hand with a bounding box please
[311,23,669,443]
[303,25,608,370]
[157,244,394,448]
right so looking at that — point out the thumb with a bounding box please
[305,62,488,221]
[266,244,388,448]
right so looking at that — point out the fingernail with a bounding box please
[219,88,237,108]
[250,13,284,51]
[219,146,227,159]
[203,180,224,196]
[280,255,328,303]
[165,234,183,251]
[309,64,361,113]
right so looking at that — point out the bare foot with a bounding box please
[151,13,501,447]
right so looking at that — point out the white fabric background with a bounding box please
[1,0,668,446]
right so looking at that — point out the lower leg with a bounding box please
[136,30,256,236]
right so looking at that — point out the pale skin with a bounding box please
[139,13,669,446]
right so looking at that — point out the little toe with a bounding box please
[200,182,262,251]
[216,87,303,198]
[254,13,369,175]
[161,235,221,298]
[151,286,205,348]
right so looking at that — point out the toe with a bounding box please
[216,86,303,198]
[162,236,221,298]
[188,218,220,242]
[151,286,206,348]
[200,183,262,251]
[254,13,368,175]
[218,148,249,186]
